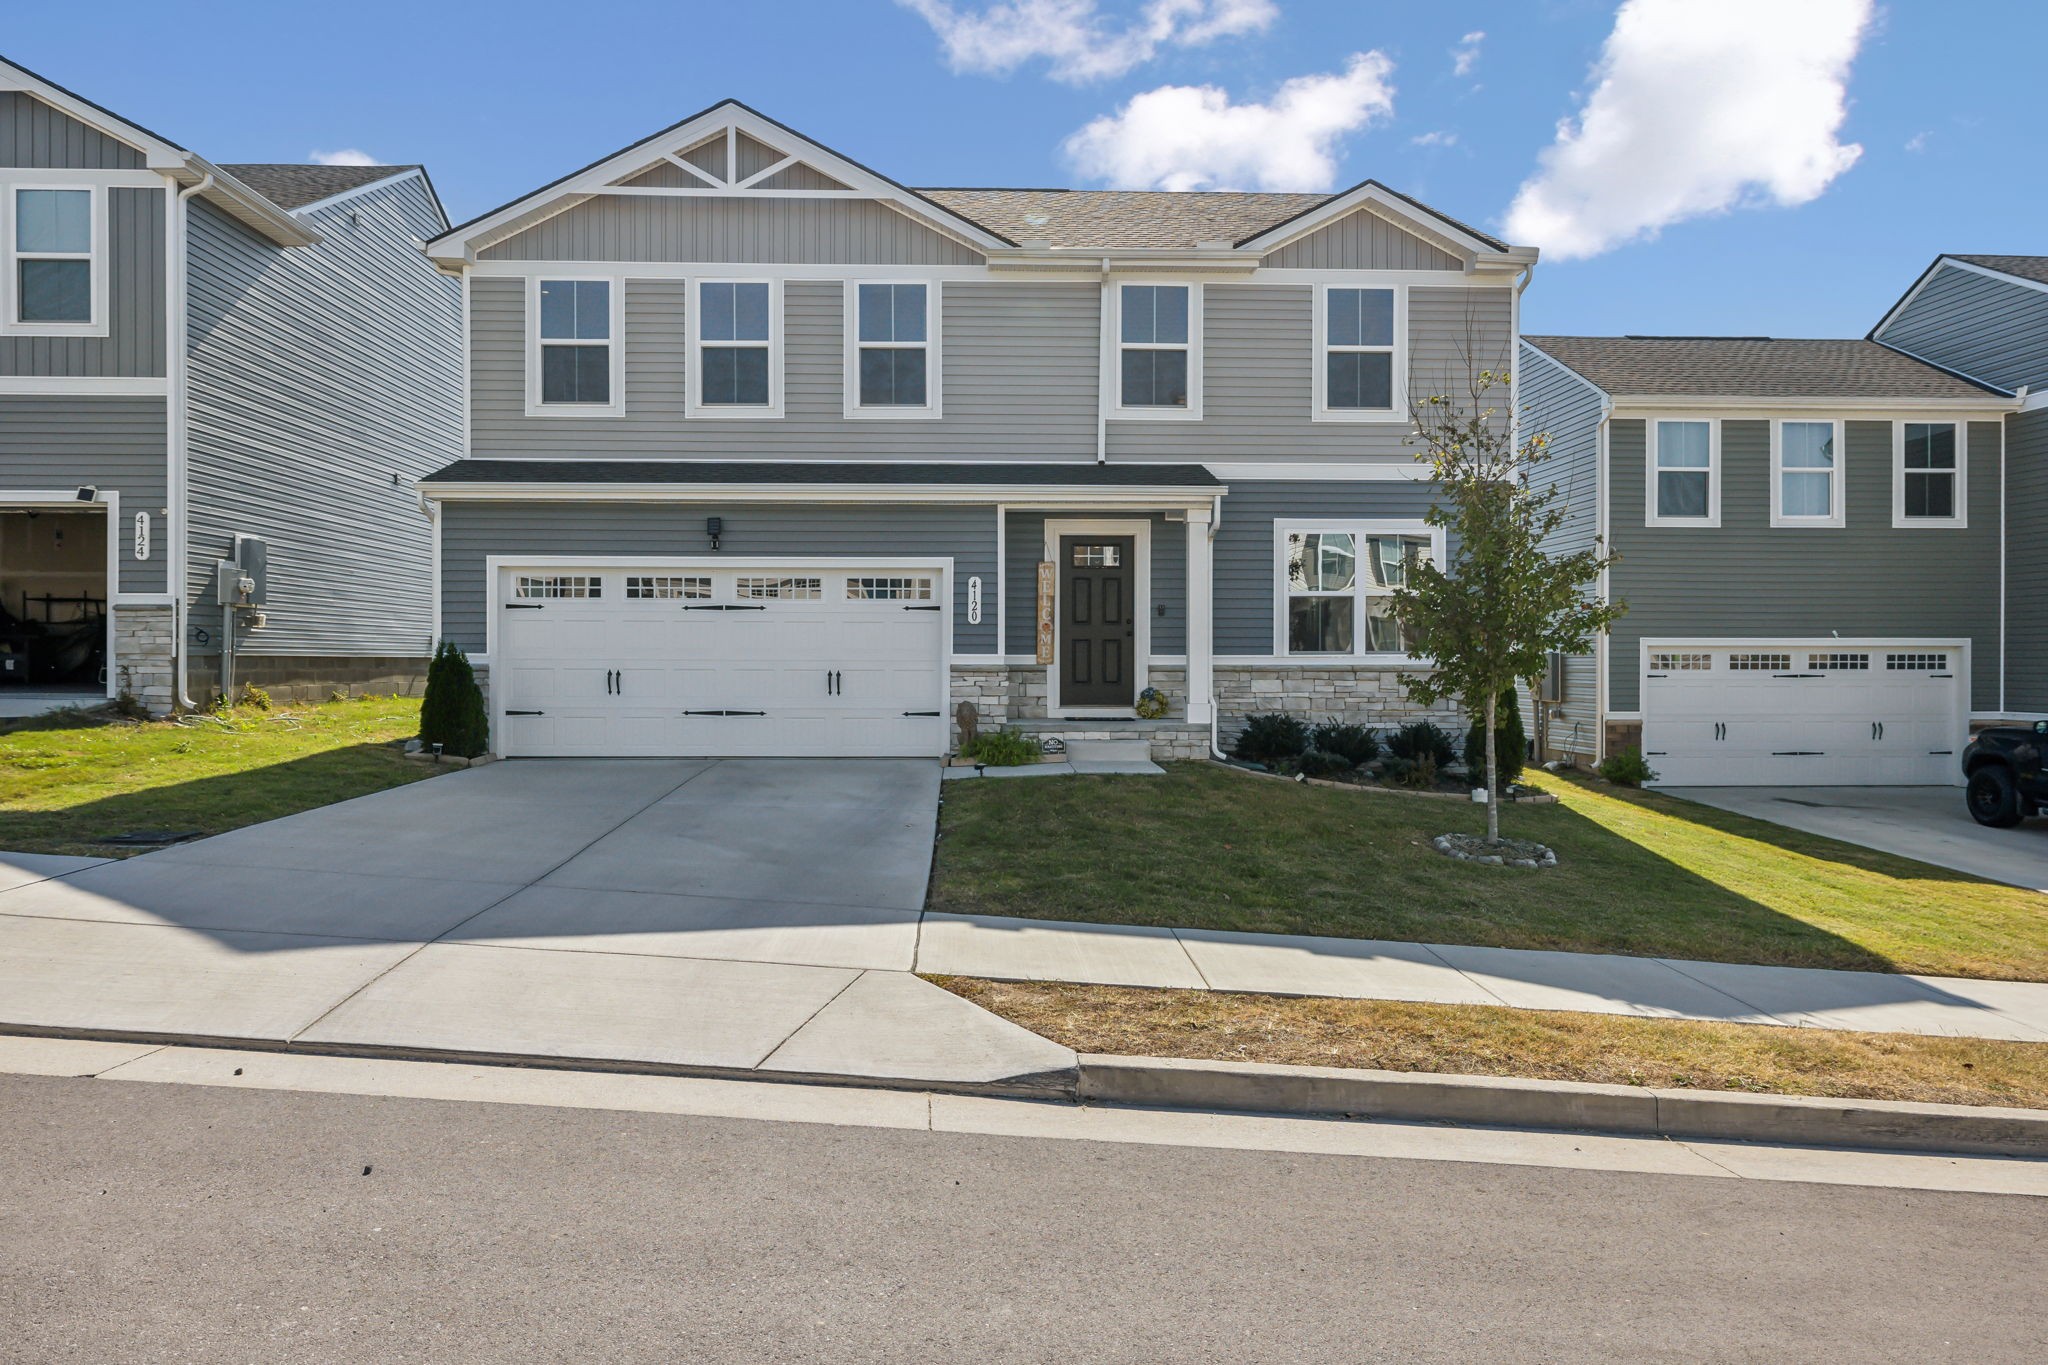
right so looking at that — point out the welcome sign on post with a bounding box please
[1035,561,1055,664]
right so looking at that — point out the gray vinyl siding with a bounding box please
[1001,511,1187,656]
[1608,418,2003,712]
[1876,263,2048,394]
[1517,341,1607,755]
[479,197,984,265]
[1213,479,1443,656]
[0,92,145,168]
[183,177,461,659]
[438,500,999,655]
[0,186,165,378]
[2006,408,2048,713]
[0,395,166,593]
[1261,209,1463,271]
[1109,284,1512,465]
[470,276,1098,460]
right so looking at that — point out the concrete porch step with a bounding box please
[1061,739,1154,764]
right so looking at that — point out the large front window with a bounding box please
[1118,283,1192,410]
[1282,527,1433,656]
[12,186,94,326]
[537,279,611,406]
[1774,420,1843,526]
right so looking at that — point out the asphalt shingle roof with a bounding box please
[220,163,415,210]
[421,460,1221,488]
[1523,335,2005,400]
[1949,255,2048,286]
[917,188,1330,251]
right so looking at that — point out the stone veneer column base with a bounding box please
[111,605,176,715]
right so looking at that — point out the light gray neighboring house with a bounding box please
[1517,334,2018,786]
[419,99,1537,760]
[1869,254,2048,717]
[0,55,459,710]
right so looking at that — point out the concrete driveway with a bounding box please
[0,759,1071,1091]
[1666,786,2048,892]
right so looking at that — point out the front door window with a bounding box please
[1061,536,1135,707]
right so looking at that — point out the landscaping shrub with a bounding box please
[419,640,489,758]
[1234,712,1311,764]
[1309,720,1379,767]
[1283,749,1355,779]
[960,728,1040,766]
[1462,687,1527,787]
[1386,719,1456,768]
[1382,753,1440,789]
[1598,747,1658,787]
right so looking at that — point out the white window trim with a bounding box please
[1311,282,1407,423]
[1645,415,1721,528]
[1272,517,1445,662]
[524,274,625,418]
[1,181,110,338]
[1109,280,1202,421]
[1769,418,1846,528]
[842,279,941,419]
[1891,418,1969,529]
[687,276,784,419]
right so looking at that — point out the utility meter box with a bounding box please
[215,559,255,608]
[231,535,269,606]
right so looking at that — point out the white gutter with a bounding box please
[1207,490,1229,762]
[1097,258,1111,464]
[167,171,212,711]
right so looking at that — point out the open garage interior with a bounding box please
[1640,640,1969,787]
[0,506,108,703]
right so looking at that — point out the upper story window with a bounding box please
[1894,420,1966,528]
[1771,419,1845,528]
[1277,521,1439,658]
[5,185,104,336]
[846,282,938,418]
[527,277,621,417]
[691,279,781,418]
[1315,286,1404,421]
[1647,418,1719,526]
[1115,283,1199,418]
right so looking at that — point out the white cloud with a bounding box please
[900,0,1278,84]
[1904,130,1930,153]
[1502,0,1871,260]
[1411,130,1458,148]
[1452,30,1484,78]
[1063,52,1395,190]
[310,148,379,166]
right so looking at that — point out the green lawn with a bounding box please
[932,763,2048,982]
[0,697,436,857]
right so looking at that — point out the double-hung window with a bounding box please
[1894,421,1966,527]
[531,278,618,415]
[1772,419,1844,527]
[7,185,103,335]
[1278,521,1438,658]
[1647,418,1718,525]
[692,279,779,416]
[1116,283,1198,416]
[846,281,938,417]
[1316,286,1402,419]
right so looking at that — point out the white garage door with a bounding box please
[1640,642,1966,786]
[493,564,948,758]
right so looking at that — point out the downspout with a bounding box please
[167,171,213,711]
[1207,492,1230,761]
[2003,389,2022,716]
[1097,258,1111,463]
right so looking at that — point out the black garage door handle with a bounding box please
[506,709,544,716]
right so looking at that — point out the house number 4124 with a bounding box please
[134,511,150,561]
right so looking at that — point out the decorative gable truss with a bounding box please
[427,101,1013,268]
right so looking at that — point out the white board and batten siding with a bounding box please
[1640,640,1969,787]
[490,559,951,759]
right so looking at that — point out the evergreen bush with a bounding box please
[419,640,489,758]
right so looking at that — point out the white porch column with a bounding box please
[1184,504,1215,725]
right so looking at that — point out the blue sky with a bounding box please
[7,1,2036,336]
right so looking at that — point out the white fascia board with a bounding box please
[987,248,1260,275]
[1610,394,2014,415]
[288,167,426,217]
[175,157,323,247]
[427,102,1012,266]
[417,481,1226,506]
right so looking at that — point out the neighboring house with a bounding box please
[418,99,1537,760]
[0,55,460,711]
[1870,254,2048,718]
[1518,334,2016,786]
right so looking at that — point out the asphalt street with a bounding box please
[2,1072,2042,1363]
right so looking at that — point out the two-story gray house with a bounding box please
[1518,334,2018,786]
[419,100,1536,760]
[0,55,460,712]
[1870,254,2048,719]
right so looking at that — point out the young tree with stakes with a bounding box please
[1390,366,1622,844]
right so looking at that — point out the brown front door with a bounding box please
[1060,535,1135,708]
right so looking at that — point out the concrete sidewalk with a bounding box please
[915,913,2048,1043]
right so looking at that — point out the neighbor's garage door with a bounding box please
[494,565,947,758]
[1640,643,1966,786]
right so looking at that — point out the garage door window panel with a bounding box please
[1648,419,1718,526]
[627,575,711,600]
[516,575,602,599]
[1772,420,1845,527]
[1894,421,1965,528]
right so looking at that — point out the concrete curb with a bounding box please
[1076,1055,2048,1158]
